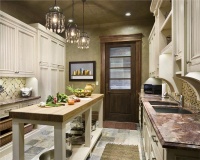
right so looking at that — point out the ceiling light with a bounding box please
[78,0,90,49]
[125,12,131,16]
[45,0,65,33]
[65,0,80,43]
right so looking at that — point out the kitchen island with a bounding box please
[9,94,104,160]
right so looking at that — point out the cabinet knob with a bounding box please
[174,54,178,57]
[15,71,19,74]
[186,61,191,64]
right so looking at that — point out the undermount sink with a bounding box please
[149,101,178,106]
[152,106,192,114]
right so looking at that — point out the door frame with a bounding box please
[100,34,143,122]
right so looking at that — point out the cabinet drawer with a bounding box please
[20,99,39,108]
[151,127,163,160]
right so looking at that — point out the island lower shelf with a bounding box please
[70,127,103,160]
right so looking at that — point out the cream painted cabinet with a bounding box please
[149,24,159,78]
[0,11,36,77]
[142,107,200,160]
[31,23,66,101]
[187,0,200,72]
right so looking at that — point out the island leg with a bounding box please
[12,119,24,160]
[54,122,66,160]
[85,108,91,147]
[98,100,103,128]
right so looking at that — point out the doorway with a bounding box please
[100,34,142,122]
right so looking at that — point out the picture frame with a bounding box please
[69,61,96,81]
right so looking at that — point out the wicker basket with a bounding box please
[0,118,12,132]
[0,124,33,147]
[73,90,91,97]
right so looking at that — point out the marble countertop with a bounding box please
[0,96,41,106]
[140,93,200,150]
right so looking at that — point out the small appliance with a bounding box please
[144,84,162,94]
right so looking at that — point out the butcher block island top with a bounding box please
[9,94,104,122]
[9,94,104,160]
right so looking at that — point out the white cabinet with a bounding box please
[149,24,159,78]
[0,11,36,77]
[31,23,66,101]
[142,106,200,160]
[187,0,200,72]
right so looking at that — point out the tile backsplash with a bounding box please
[0,77,26,100]
[182,81,200,113]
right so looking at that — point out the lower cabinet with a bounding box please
[142,108,200,160]
[0,99,40,147]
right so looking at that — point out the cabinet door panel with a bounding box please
[39,66,50,101]
[57,43,65,66]
[39,33,49,66]
[50,67,58,96]
[0,21,16,74]
[50,39,58,67]
[187,0,200,72]
[58,69,65,93]
[18,29,35,76]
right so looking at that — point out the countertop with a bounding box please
[0,96,41,106]
[140,93,200,150]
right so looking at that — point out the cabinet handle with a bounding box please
[152,135,158,143]
[174,54,178,57]
[15,71,19,73]
[152,158,156,160]
[186,61,191,64]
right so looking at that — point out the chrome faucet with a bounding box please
[163,92,184,107]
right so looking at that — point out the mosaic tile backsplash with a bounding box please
[182,81,200,113]
[0,77,26,100]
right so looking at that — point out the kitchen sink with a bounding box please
[149,101,178,106]
[152,106,192,114]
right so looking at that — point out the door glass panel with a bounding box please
[110,80,131,89]
[110,57,131,67]
[110,47,131,57]
[110,68,131,78]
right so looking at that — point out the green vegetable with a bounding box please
[46,95,54,104]
[46,102,63,107]
[57,92,68,103]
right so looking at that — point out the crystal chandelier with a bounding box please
[45,0,65,33]
[78,0,90,49]
[65,0,80,43]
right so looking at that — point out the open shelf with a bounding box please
[70,128,103,160]
[161,41,172,54]
[160,10,172,32]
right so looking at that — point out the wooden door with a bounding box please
[100,34,142,123]
[105,42,136,122]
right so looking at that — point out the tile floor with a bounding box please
[0,125,145,160]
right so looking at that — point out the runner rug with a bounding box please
[101,143,140,160]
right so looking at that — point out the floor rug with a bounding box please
[101,143,140,160]
[103,121,137,130]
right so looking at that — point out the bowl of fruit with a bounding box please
[67,85,90,97]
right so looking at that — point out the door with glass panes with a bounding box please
[105,42,136,122]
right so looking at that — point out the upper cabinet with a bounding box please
[0,11,36,77]
[187,0,200,73]
[149,0,200,96]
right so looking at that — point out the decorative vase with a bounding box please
[84,83,95,96]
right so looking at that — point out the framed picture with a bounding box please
[69,61,96,81]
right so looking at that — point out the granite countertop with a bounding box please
[140,93,200,150]
[0,96,41,106]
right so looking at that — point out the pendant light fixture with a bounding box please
[65,0,80,43]
[78,0,90,49]
[45,0,65,33]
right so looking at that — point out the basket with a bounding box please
[73,90,91,97]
